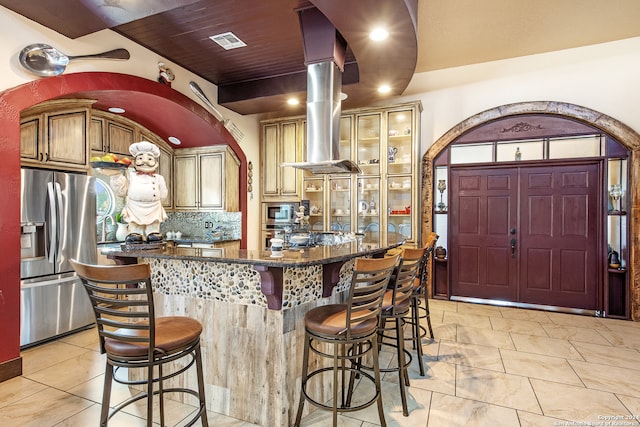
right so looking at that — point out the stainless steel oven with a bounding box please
[262,202,299,229]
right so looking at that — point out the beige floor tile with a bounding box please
[11,301,640,427]
[66,372,144,408]
[615,394,640,422]
[569,360,640,398]
[456,302,503,317]
[426,308,445,326]
[509,332,584,360]
[406,359,457,396]
[597,327,640,350]
[500,348,583,385]
[442,311,492,329]
[56,403,148,426]
[299,409,366,426]
[57,326,100,350]
[428,322,456,343]
[498,307,552,323]
[350,378,432,426]
[421,339,441,361]
[0,386,93,427]
[545,311,604,328]
[456,325,515,350]
[20,341,90,375]
[541,322,611,345]
[122,393,200,426]
[427,392,520,427]
[0,376,48,409]
[438,340,504,372]
[571,340,640,369]
[455,365,541,413]
[428,299,458,313]
[24,350,105,391]
[531,378,635,422]
[489,317,549,337]
[189,410,262,427]
[518,411,568,427]
[517,410,571,427]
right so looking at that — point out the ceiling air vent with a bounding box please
[209,32,247,50]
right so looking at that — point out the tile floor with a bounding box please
[3,299,640,426]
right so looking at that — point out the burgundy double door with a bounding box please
[449,162,601,310]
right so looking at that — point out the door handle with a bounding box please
[510,238,517,258]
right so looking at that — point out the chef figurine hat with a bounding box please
[129,140,160,158]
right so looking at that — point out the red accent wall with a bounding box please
[0,72,248,374]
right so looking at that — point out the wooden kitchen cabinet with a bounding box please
[173,146,240,211]
[261,102,421,247]
[260,120,301,200]
[21,100,92,171]
[89,112,136,157]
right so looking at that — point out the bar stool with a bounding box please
[70,260,208,427]
[294,255,399,427]
[408,232,439,375]
[378,246,426,416]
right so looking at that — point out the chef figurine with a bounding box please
[110,141,168,243]
[294,205,309,229]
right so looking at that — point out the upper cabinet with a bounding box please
[173,146,240,211]
[20,99,93,172]
[272,102,422,247]
[260,120,302,200]
[89,114,135,157]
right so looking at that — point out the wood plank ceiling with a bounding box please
[0,0,418,116]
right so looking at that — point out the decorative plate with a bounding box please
[90,161,129,169]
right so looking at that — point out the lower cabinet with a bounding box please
[173,146,240,211]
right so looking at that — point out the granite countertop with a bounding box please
[107,240,404,268]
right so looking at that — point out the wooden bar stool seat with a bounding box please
[294,255,399,427]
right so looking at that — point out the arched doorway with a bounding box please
[421,101,640,319]
[0,72,248,379]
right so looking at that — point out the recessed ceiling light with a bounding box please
[168,136,181,145]
[287,98,300,106]
[209,32,247,50]
[378,85,391,94]
[369,28,389,41]
[108,107,125,113]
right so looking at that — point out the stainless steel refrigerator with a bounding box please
[20,168,97,347]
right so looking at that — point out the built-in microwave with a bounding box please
[262,202,300,229]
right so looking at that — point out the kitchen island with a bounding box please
[107,240,403,426]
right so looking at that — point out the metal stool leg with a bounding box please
[294,334,311,426]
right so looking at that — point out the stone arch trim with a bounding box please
[420,101,640,319]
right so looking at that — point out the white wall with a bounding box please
[398,36,640,156]
[0,6,262,249]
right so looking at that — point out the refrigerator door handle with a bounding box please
[54,182,64,258]
[46,182,57,263]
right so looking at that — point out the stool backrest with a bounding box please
[415,232,439,291]
[387,247,427,313]
[70,259,155,357]
[347,255,399,337]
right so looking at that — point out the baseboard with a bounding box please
[0,357,22,382]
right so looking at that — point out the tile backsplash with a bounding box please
[161,211,241,240]
[98,211,241,242]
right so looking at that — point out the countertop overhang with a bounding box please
[107,240,403,268]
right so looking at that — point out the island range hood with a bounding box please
[281,7,361,175]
